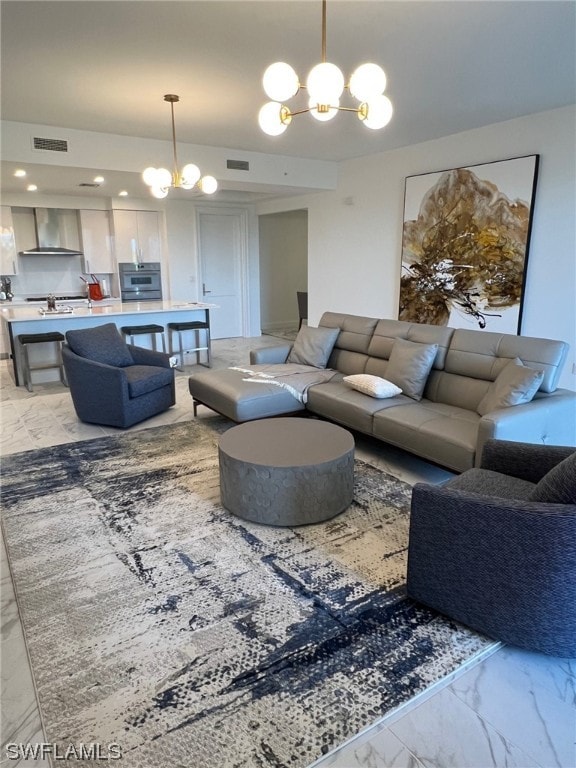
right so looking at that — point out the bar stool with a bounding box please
[18,332,68,393]
[120,324,166,353]
[167,320,211,370]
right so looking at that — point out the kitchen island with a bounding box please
[1,299,217,386]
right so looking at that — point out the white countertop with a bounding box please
[0,299,217,323]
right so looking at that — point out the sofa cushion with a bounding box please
[477,358,544,416]
[307,379,411,435]
[529,452,576,504]
[372,400,480,472]
[287,325,339,368]
[124,365,174,398]
[385,339,438,401]
[343,374,402,399]
[66,323,134,368]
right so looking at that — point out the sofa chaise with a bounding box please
[188,312,575,472]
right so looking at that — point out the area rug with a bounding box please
[1,419,495,768]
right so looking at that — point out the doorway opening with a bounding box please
[258,209,308,336]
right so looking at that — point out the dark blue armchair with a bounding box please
[407,439,576,657]
[62,323,175,428]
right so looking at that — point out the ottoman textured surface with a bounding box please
[219,418,355,526]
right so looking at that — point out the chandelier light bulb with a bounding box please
[199,175,218,194]
[360,94,393,130]
[258,102,291,136]
[349,63,387,102]
[142,167,159,186]
[151,186,169,199]
[181,163,201,189]
[263,62,300,102]
[306,62,345,103]
[308,98,339,121]
[156,167,173,188]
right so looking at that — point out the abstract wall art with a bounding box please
[399,155,539,333]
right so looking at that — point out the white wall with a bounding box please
[257,106,576,390]
[258,210,308,331]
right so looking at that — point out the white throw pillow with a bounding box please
[343,374,403,399]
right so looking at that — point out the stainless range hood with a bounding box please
[19,208,84,256]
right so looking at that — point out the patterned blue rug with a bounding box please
[1,419,495,767]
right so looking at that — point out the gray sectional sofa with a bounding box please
[188,312,576,472]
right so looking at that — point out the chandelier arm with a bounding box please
[336,105,363,114]
[284,106,312,118]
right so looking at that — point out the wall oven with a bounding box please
[119,262,163,301]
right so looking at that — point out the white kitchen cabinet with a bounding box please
[79,209,114,274]
[112,210,162,264]
[0,206,19,275]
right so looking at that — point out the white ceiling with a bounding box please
[1,0,575,200]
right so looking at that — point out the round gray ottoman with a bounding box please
[219,418,355,526]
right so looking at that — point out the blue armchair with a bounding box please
[63,323,175,428]
[407,439,576,657]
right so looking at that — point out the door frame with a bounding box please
[195,205,250,337]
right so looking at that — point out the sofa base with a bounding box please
[189,368,306,422]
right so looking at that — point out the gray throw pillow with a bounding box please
[385,338,438,400]
[529,453,576,504]
[287,325,340,368]
[66,323,134,367]
[477,358,544,416]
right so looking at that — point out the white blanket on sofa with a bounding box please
[230,364,337,404]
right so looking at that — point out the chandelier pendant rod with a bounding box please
[321,0,327,63]
[169,100,180,186]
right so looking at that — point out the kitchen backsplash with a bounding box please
[6,255,111,297]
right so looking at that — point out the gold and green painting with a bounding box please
[399,155,539,333]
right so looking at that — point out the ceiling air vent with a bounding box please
[226,159,249,171]
[33,136,69,153]
[78,182,100,188]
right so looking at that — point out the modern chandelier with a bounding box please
[258,0,393,136]
[142,94,218,199]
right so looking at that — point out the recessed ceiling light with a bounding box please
[27,184,38,192]
[94,175,105,184]
[14,169,27,178]
[118,190,128,197]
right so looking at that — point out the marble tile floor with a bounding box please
[1,336,575,767]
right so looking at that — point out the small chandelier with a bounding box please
[142,94,218,199]
[259,0,393,136]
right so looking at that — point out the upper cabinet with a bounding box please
[112,210,162,264]
[0,206,19,275]
[79,209,114,274]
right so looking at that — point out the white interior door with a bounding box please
[197,208,245,339]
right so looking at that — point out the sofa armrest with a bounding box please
[128,344,172,368]
[480,439,575,482]
[250,344,292,365]
[475,388,576,467]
